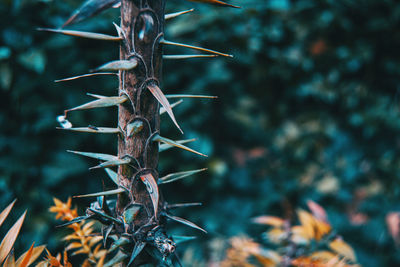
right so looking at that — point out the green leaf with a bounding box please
[161,39,232,57]
[37,28,122,41]
[159,168,207,184]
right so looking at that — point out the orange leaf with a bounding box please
[0,210,27,264]
[297,209,315,240]
[16,242,34,267]
[0,200,16,227]
[16,245,45,267]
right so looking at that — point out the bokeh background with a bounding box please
[1,0,400,266]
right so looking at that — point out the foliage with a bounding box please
[0,200,45,266]
[46,198,106,266]
[222,201,359,267]
[2,0,400,266]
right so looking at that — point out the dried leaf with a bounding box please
[159,168,207,184]
[65,242,82,251]
[147,84,183,133]
[187,0,240,8]
[165,9,194,20]
[66,95,128,113]
[163,54,218,59]
[37,28,121,41]
[74,188,125,198]
[165,213,207,233]
[0,200,16,227]
[251,216,285,227]
[153,134,207,157]
[63,0,120,27]
[329,238,357,262]
[93,59,138,71]
[161,39,232,57]
[297,209,315,240]
[140,173,159,217]
[0,210,27,264]
[67,150,117,162]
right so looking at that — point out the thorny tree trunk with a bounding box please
[117,0,169,265]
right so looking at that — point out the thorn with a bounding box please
[74,188,125,198]
[164,213,207,233]
[167,203,202,209]
[163,54,218,60]
[188,0,240,8]
[57,127,120,134]
[153,134,207,157]
[160,39,232,57]
[165,9,194,20]
[67,150,117,161]
[159,138,196,152]
[55,72,117,82]
[159,168,207,184]
[65,95,128,113]
[160,100,183,115]
[89,158,131,170]
[37,28,122,41]
[166,94,218,99]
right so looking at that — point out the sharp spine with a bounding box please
[160,100,183,115]
[37,28,122,41]
[160,39,232,57]
[159,168,207,184]
[165,9,194,20]
[159,138,196,152]
[153,134,207,157]
[55,72,117,82]
[166,94,217,99]
[89,158,131,170]
[163,54,217,59]
[74,188,125,198]
[164,213,207,233]
[67,150,117,162]
[65,95,128,113]
[58,127,120,134]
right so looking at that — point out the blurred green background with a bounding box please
[1,0,400,266]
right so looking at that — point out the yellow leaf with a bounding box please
[89,236,103,247]
[297,209,315,240]
[266,228,286,243]
[0,210,27,264]
[310,251,337,262]
[314,219,331,240]
[329,238,357,262]
[82,221,95,233]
